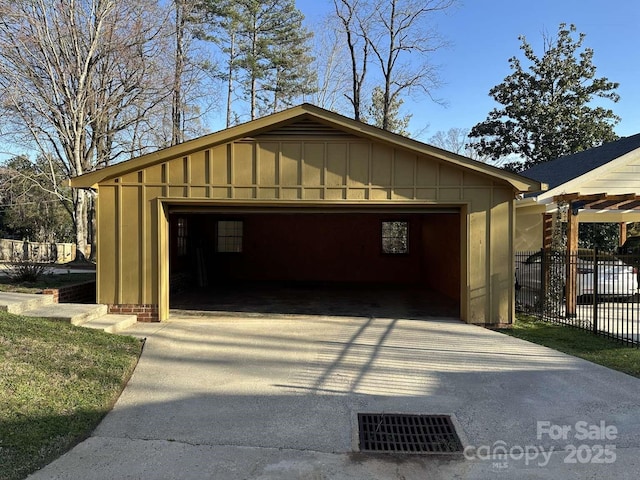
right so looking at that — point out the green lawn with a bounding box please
[0,272,95,294]
[499,315,640,378]
[0,312,142,480]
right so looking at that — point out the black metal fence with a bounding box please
[516,249,640,347]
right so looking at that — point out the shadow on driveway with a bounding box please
[27,315,640,479]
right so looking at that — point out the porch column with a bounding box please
[542,213,553,302]
[620,222,627,246]
[565,204,578,317]
[543,213,553,250]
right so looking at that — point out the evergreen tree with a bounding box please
[469,24,620,170]
[200,0,316,121]
[367,86,411,135]
[258,2,316,115]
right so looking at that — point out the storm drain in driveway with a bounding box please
[358,413,463,454]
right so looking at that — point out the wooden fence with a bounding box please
[0,239,77,264]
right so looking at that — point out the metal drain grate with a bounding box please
[358,413,463,454]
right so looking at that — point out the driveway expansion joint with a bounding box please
[94,435,343,455]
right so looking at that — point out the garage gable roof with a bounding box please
[71,103,544,193]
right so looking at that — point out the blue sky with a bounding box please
[296,0,640,141]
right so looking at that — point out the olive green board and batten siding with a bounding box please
[96,135,517,324]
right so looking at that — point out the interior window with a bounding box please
[217,220,243,253]
[177,217,188,257]
[382,221,408,254]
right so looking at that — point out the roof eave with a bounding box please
[70,106,318,188]
[70,103,546,193]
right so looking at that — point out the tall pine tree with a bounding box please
[258,1,315,115]
[200,0,316,122]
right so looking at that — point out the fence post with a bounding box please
[593,247,599,334]
[540,247,546,316]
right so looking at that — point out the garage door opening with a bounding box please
[168,210,460,319]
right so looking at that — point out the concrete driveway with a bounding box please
[29,313,640,479]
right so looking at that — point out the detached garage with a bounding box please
[70,104,542,324]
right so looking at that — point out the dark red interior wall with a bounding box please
[420,213,460,301]
[172,212,460,294]
[211,214,424,284]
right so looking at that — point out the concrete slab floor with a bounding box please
[28,315,640,479]
[170,283,460,319]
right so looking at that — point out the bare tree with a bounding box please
[428,128,491,161]
[309,17,351,112]
[333,0,370,121]
[168,0,216,138]
[196,0,241,128]
[0,0,175,260]
[367,0,454,130]
[172,0,189,145]
[329,0,453,130]
[0,155,74,242]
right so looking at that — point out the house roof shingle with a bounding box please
[520,133,640,190]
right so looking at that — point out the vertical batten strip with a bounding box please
[140,182,146,304]
[116,181,122,304]
[253,143,258,193]
[509,193,516,322]
[95,188,102,304]
[161,163,168,197]
[461,203,470,323]
[390,148,396,200]
[276,141,282,199]
[367,142,373,200]
[346,142,351,200]
[298,141,303,190]
[436,162,441,201]
[228,144,234,198]
[299,140,305,200]
[321,141,327,200]
[486,185,494,323]
[413,154,418,200]
[156,200,168,321]
[254,142,259,198]
[185,156,191,198]
[204,149,210,183]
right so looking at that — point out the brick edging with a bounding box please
[43,280,96,304]
[108,304,159,322]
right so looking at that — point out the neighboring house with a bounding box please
[516,133,640,252]
[70,104,542,325]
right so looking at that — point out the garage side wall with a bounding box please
[515,204,546,251]
[96,133,516,324]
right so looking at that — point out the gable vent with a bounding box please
[256,118,356,138]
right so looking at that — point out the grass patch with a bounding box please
[0,272,95,294]
[0,312,142,480]
[499,315,640,378]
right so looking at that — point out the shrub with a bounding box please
[5,262,51,283]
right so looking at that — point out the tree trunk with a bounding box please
[74,190,89,262]
[172,0,185,146]
[226,31,235,128]
[382,0,396,131]
[89,194,97,262]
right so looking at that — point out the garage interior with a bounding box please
[168,208,460,318]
